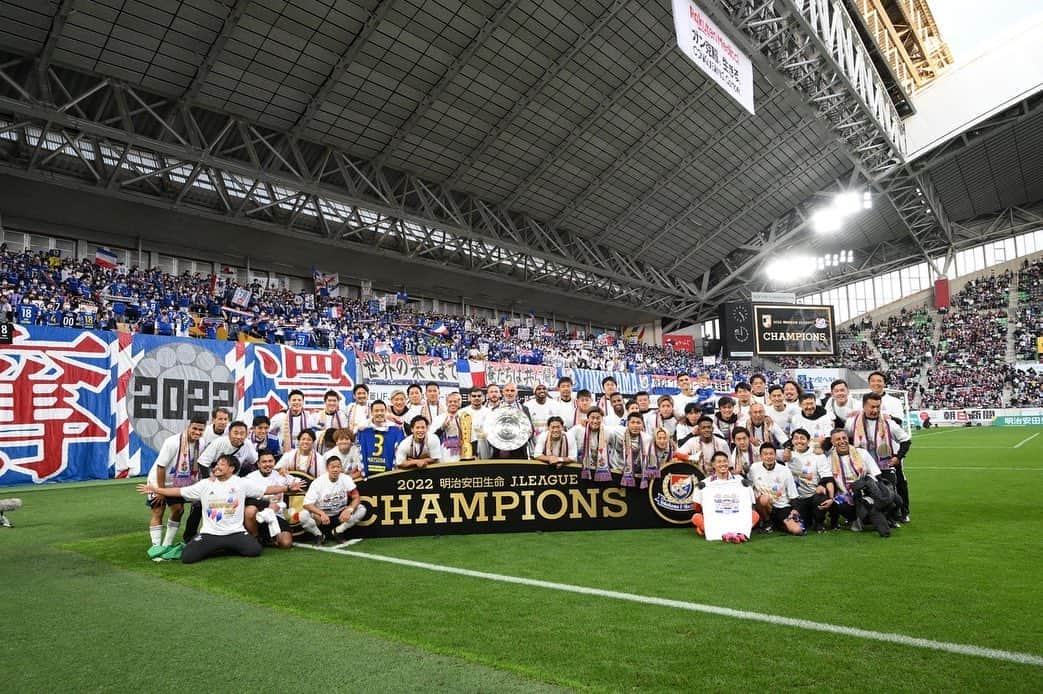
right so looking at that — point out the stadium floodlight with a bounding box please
[834,191,862,216]
[812,207,843,233]
[862,191,873,209]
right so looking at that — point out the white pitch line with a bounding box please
[1013,433,1040,449]
[912,428,973,439]
[293,544,1043,667]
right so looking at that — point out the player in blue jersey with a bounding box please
[356,400,405,476]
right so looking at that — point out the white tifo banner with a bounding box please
[672,0,755,114]
[913,407,1043,427]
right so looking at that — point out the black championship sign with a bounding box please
[330,460,703,538]
[753,304,836,356]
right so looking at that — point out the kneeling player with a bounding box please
[138,454,296,564]
[298,457,367,545]
[748,444,804,535]
[244,449,301,549]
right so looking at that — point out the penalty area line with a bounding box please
[293,544,1043,668]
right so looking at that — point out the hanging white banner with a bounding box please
[672,0,755,115]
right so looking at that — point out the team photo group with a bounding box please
[139,367,912,563]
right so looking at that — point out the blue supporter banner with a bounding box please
[563,368,644,395]
[0,325,115,485]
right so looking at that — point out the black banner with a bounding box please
[316,460,703,538]
[753,304,836,356]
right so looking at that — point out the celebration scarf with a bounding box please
[645,441,673,488]
[850,412,894,466]
[542,433,571,460]
[830,447,866,493]
[579,426,610,481]
[169,430,199,487]
[291,449,318,477]
[281,410,307,453]
[620,432,653,488]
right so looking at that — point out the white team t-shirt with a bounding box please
[179,477,268,535]
[244,469,290,509]
[524,399,556,437]
[321,446,363,475]
[787,449,833,497]
[694,477,755,541]
[748,462,798,508]
[394,434,443,468]
[147,433,199,487]
[303,474,358,513]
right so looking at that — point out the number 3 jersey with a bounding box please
[356,426,405,475]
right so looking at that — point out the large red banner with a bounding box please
[663,334,695,353]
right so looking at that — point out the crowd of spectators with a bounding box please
[0,246,741,377]
[923,272,1012,408]
[873,307,934,372]
[1013,258,1043,360]
[8,245,1043,409]
[1007,365,1043,407]
[774,324,877,370]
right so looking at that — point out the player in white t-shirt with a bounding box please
[785,428,836,533]
[524,383,556,440]
[676,416,730,476]
[395,416,443,469]
[321,428,364,479]
[139,453,296,563]
[672,373,699,421]
[766,385,799,435]
[144,416,206,559]
[298,457,367,545]
[748,445,804,535]
[243,449,299,549]
[201,407,231,449]
[533,416,577,468]
[197,421,258,477]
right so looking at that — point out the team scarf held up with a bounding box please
[578,425,611,482]
[620,432,655,489]
[849,411,895,466]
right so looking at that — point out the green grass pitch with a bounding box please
[1,426,1041,692]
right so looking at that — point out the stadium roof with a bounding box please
[0,0,1039,326]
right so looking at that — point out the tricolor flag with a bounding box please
[94,247,118,269]
[374,340,392,355]
[231,287,252,307]
[457,360,486,389]
[429,321,450,336]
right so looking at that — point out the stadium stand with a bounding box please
[923,272,1013,408]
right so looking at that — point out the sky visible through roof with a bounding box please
[929,0,1043,62]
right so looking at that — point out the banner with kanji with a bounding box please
[0,325,115,485]
[242,343,357,420]
[0,326,359,486]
